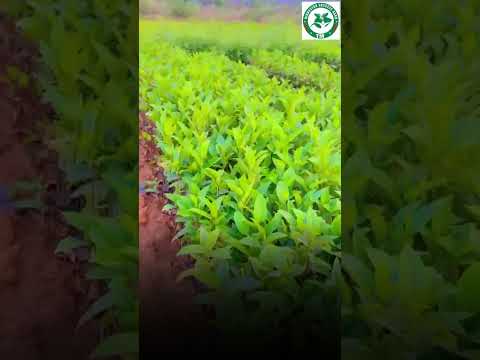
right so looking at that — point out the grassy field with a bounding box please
[140,19,340,56]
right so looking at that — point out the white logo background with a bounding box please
[302,1,341,41]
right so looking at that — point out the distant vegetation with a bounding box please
[140,0,302,20]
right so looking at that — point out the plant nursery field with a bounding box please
[139,18,341,341]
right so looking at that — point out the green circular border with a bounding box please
[303,3,339,39]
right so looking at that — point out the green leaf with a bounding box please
[163,203,176,212]
[177,268,196,282]
[63,212,98,233]
[55,236,88,255]
[397,246,446,311]
[177,244,206,256]
[78,292,114,328]
[367,248,395,303]
[211,247,231,260]
[253,193,268,224]
[92,332,138,358]
[190,208,211,219]
[200,228,219,250]
[458,262,480,313]
[228,276,261,292]
[331,215,341,236]
[276,181,289,203]
[310,256,332,275]
[234,211,251,235]
[342,254,374,296]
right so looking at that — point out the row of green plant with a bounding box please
[249,49,340,90]
[5,1,139,358]
[164,36,341,72]
[140,19,340,66]
[139,20,341,86]
[342,0,480,358]
[140,41,341,340]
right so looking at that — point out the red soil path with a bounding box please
[139,112,203,339]
[0,16,100,359]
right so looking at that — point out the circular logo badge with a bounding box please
[303,3,339,39]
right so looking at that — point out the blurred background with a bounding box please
[140,0,303,22]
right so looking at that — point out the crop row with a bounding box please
[249,49,340,90]
[140,42,340,332]
[140,19,341,68]
[12,1,139,357]
[170,37,341,69]
[139,23,340,90]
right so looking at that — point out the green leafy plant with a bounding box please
[140,18,340,68]
[342,1,480,358]
[140,30,340,341]
[249,49,340,90]
[142,179,159,194]
[10,1,139,358]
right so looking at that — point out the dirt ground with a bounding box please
[139,112,209,349]
[0,16,101,359]
[139,112,195,310]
